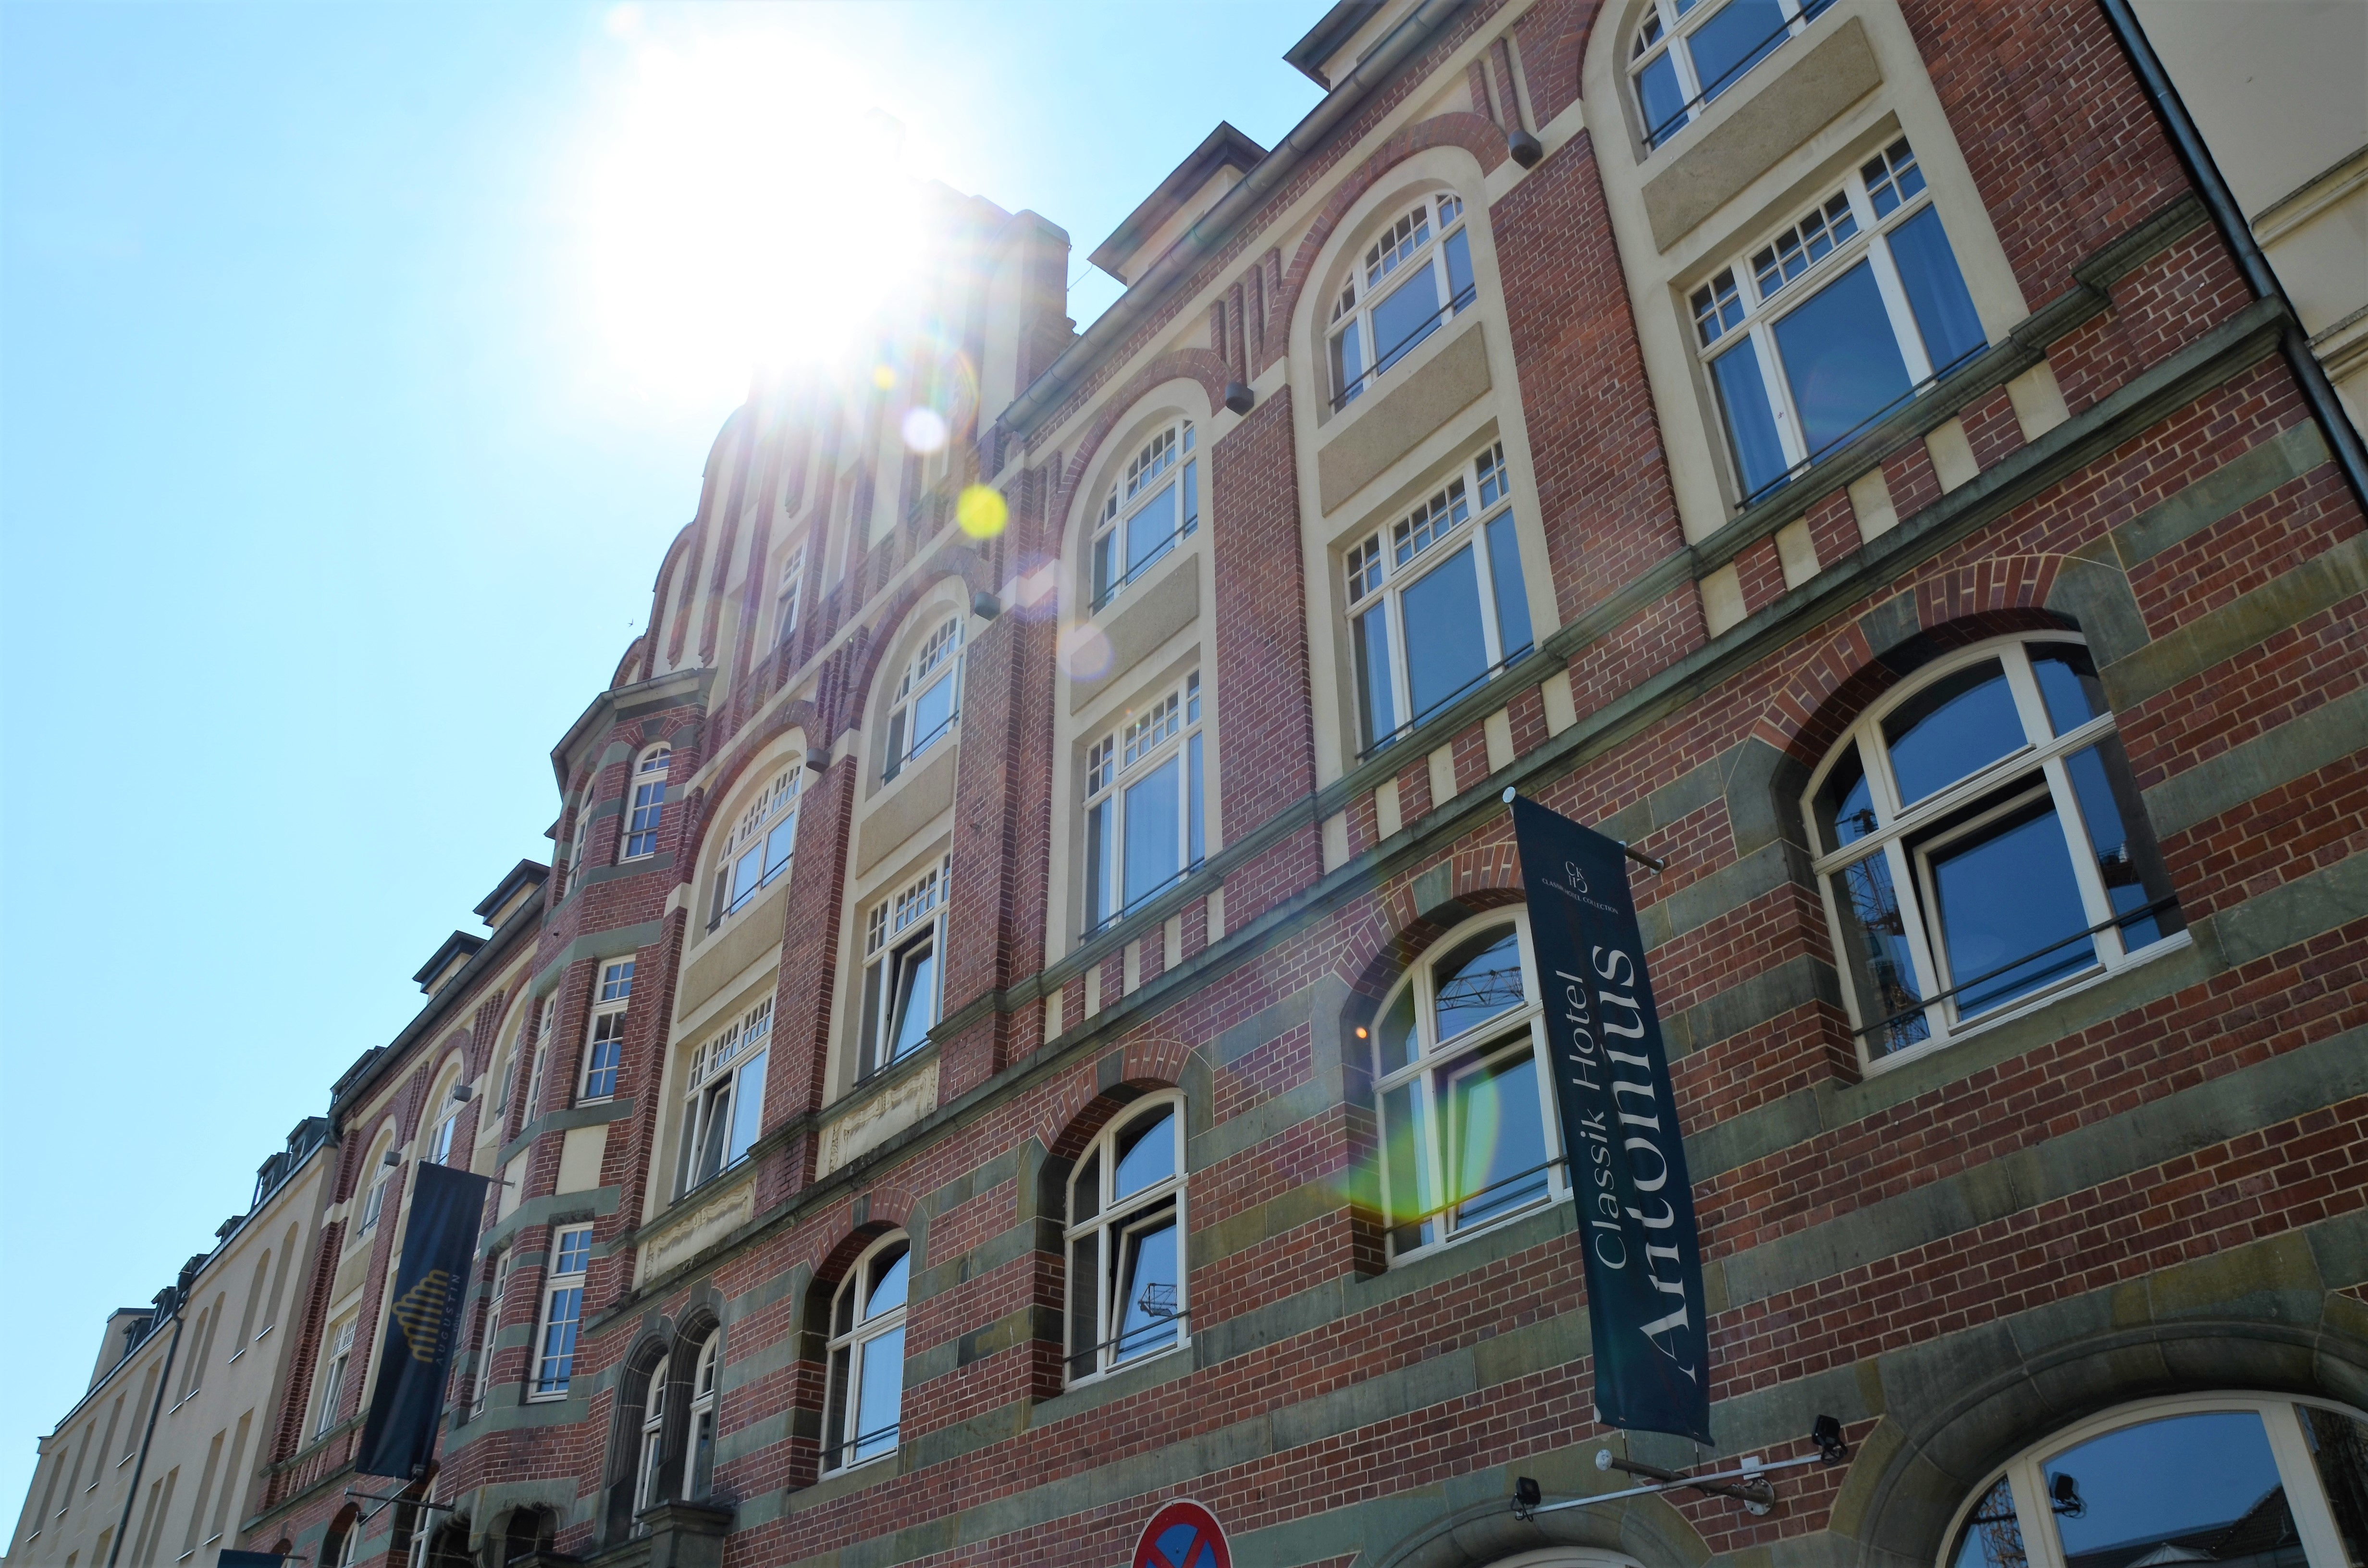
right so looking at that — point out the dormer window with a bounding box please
[884,620,962,782]
[1091,421,1199,611]
[1328,193,1473,410]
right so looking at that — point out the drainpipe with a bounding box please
[2097,0,2368,514]
[105,1260,200,1568]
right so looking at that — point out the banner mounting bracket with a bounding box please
[1501,788,1669,872]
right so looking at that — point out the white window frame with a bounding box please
[774,545,805,649]
[426,1099,460,1168]
[1062,1094,1189,1386]
[580,961,633,1103]
[620,746,671,860]
[706,765,802,930]
[681,1331,719,1501]
[677,998,772,1198]
[1084,674,1207,933]
[358,1154,393,1237]
[1628,0,1836,149]
[469,1252,509,1416]
[883,618,963,782]
[313,1319,357,1437]
[529,1225,593,1401]
[1369,911,1567,1263]
[1343,440,1533,754]
[1689,136,1982,502]
[1327,192,1475,410]
[523,996,557,1125]
[1803,636,2186,1074]
[631,1351,669,1528]
[821,1234,909,1474]
[1940,1392,2368,1568]
[857,857,950,1077]
[1089,419,1199,611]
[564,794,592,898]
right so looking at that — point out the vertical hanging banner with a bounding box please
[357,1161,493,1478]
[1509,795,1712,1444]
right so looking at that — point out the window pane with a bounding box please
[1926,796,2095,1015]
[687,1408,715,1499]
[1332,324,1365,406]
[1086,799,1113,930]
[909,672,956,755]
[1072,1152,1101,1222]
[1114,1108,1176,1198]
[1400,546,1492,723]
[1829,852,1928,1057]
[866,1248,909,1319]
[1773,259,1913,460]
[1355,607,1398,747]
[1444,230,1475,318]
[1882,659,2023,807]
[2062,738,2184,950]
[2030,644,2106,736]
[764,817,795,880]
[730,845,762,908]
[1432,927,1524,1041]
[1187,734,1204,868]
[2044,1410,2301,1564]
[1886,206,1986,375]
[1065,1231,1099,1380]
[1381,1082,1436,1252]
[1483,512,1534,660]
[2300,1405,2368,1563]
[726,1051,766,1165]
[1686,0,1788,102]
[1818,739,1878,850]
[1444,1046,1549,1227]
[1375,987,1419,1077]
[1370,264,1443,376]
[1113,1214,1180,1362]
[693,1084,729,1185]
[1710,338,1790,499]
[849,1325,904,1462]
[1946,1476,2024,1568]
[1122,758,1183,910]
[1093,530,1117,602]
[1126,482,1179,579]
[1636,52,1689,146]
[889,941,936,1060]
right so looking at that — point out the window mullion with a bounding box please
[2003,1459,2072,1568]
[1862,234,1935,383]
[1882,835,1950,1041]
[1749,321,1807,465]
[2261,1399,2353,1566]
[1386,586,1414,736]
[2040,753,2127,965]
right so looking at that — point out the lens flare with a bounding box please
[956,485,1008,539]
[901,407,949,454]
[1058,623,1114,683]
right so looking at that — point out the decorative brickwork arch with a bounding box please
[1334,845,1528,1012]
[1033,1033,1195,1160]
[1271,114,1511,359]
[838,563,994,745]
[1048,352,1233,530]
[1356,1489,1705,1567]
[1753,558,2089,765]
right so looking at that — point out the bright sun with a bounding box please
[576,6,931,409]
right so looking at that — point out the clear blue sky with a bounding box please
[0,0,1320,1507]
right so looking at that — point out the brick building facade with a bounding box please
[17,1,2368,1565]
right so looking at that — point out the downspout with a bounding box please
[2097,0,2368,514]
[105,1266,196,1568]
[995,0,1470,441]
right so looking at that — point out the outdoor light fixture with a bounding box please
[1813,1413,1848,1463]
[1512,1477,1542,1522]
[2051,1472,2085,1517]
[450,1084,473,1103]
[382,1150,402,1168]
[804,750,831,774]
[1223,381,1255,415]
[1507,130,1544,168]
[972,589,1003,620]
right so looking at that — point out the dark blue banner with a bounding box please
[356,1160,492,1478]
[216,1553,287,1567]
[1510,796,1713,1444]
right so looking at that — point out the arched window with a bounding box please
[425,1067,466,1166]
[1085,673,1206,931]
[1090,419,1199,610]
[1369,914,1562,1259]
[1327,192,1474,410]
[1804,636,2183,1066]
[358,1136,396,1236]
[1629,0,1834,150]
[1064,1096,1186,1384]
[822,1235,909,1473]
[621,745,672,860]
[678,997,771,1196]
[705,763,802,929]
[1945,1394,2368,1566]
[320,1507,360,1568]
[631,1352,669,1525]
[884,618,963,782]
[682,1331,719,1501]
[1691,135,1986,502]
[857,857,949,1077]
[1344,439,1534,752]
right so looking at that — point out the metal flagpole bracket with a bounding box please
[1500,788,1669,873]
[343,1485,456,1528]
[1511,1420,1850,1523]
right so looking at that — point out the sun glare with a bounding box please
[577,11,931,408]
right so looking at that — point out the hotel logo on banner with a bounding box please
[1509,795,1713,1445]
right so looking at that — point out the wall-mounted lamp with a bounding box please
[380,1150,402,1169]
[450,1084,474,1103]
[804,750,831,774]
[1813,1413,1848,1463]
[972,590,1003,621]
[1507,130,1544,169]
[1223,381,1256,416]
